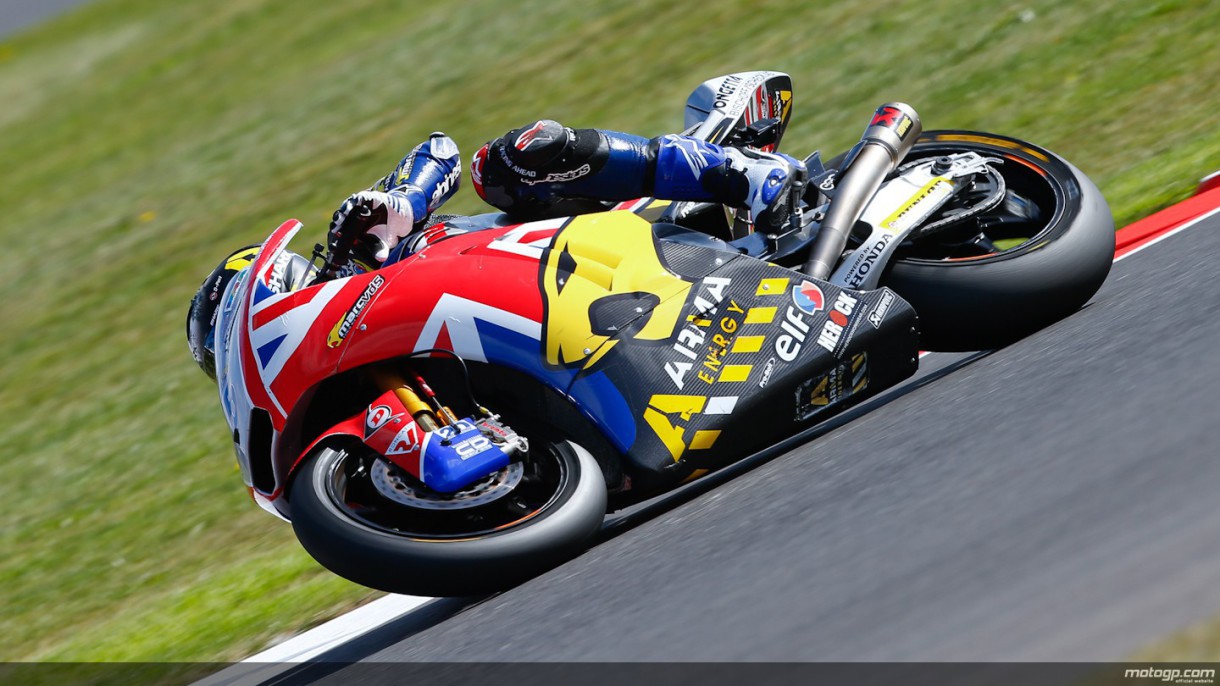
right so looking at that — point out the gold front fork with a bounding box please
[371,368,442,432]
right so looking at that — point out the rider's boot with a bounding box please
[651,134,807,233]
[380,132,463,225]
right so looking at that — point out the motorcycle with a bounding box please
[211,71,1114,596]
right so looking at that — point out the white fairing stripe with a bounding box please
[415,293,542,362]
[247,280,345,396]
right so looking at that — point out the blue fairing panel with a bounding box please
[475,319,637,452]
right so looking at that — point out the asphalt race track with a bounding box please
[256,208,1220,671]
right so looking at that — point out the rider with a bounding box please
[187,121,806,380]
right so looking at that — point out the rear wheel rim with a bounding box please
[893,148,1067,263]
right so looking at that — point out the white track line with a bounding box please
[1114,205,1220,263]
[194,594,430,685]
[199,197,1218,684]
[242,593,431,662]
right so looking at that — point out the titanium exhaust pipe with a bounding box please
[802,103,922,280]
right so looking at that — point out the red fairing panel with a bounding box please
[331,220,565,373]
[260,219,567,503]
[291,388,425,478]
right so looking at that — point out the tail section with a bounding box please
[683,71,794,152]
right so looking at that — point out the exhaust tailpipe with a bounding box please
[802,103,922,280]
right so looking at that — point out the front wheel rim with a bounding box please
[320,443,572,540]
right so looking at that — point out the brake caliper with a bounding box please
[360,374,529,494]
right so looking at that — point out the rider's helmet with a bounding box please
[186,246,259,381]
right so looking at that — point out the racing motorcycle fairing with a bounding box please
[214,219,341,509]
[234,216,632,506]
[213,219,408,505]
[382,208,919,489]
[220,205,918,512]
[541,213,919,486]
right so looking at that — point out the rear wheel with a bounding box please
[878,131,1115,351]
[289,438,606,597]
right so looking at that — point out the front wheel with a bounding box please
[289,439,607,597]
[879,131,1116,351]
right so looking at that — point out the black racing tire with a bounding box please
[289,439,606,597]
[877,131,1115,351]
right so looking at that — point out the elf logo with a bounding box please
[776,290,859,362]
[791,280,826,315]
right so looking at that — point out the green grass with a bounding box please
[1132,608,1220,662]
[2,0,1219,662]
